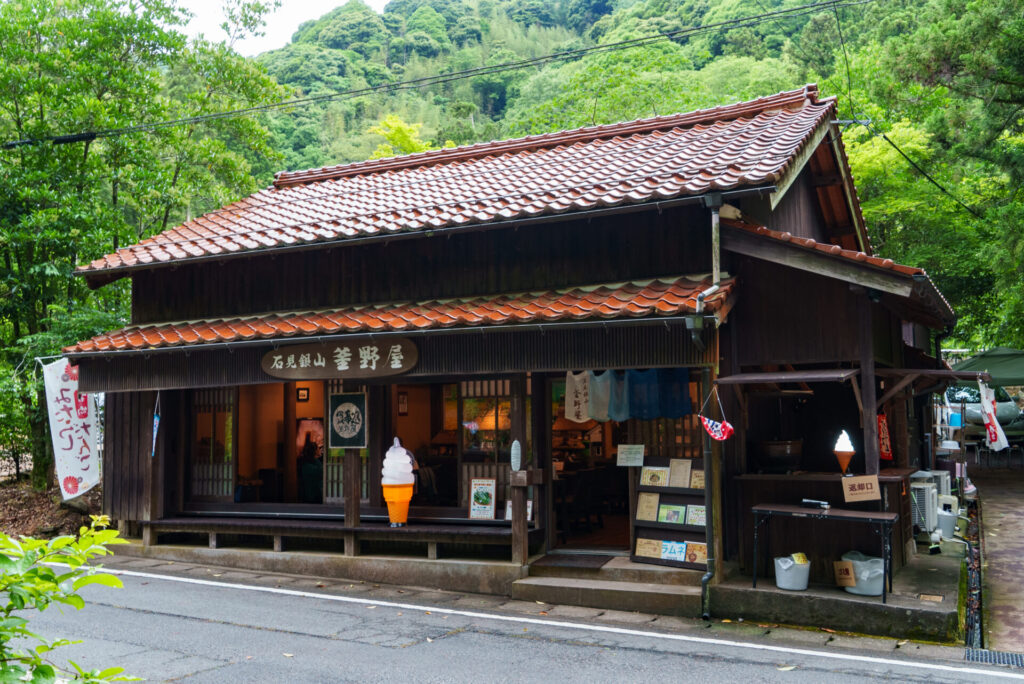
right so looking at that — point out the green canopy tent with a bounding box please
[954,347,1024,386]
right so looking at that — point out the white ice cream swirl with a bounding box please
[834,430,855,452]
[382,437,415,485]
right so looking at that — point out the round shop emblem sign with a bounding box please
[332,402,363,439]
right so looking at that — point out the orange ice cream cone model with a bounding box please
[382,438,416,527]
[382,484,414,525]
[834,450,855,475]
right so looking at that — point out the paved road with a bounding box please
[974,468,1024,652]
[23,557,1019,683]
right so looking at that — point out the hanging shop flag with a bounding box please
[565,371,591,422]
[42,359,99,500]
[978,380,1010,451]
[877,412,893,461]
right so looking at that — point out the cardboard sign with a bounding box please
[617,444,645,467]
[842,474,881,503]
[834,560,856,587]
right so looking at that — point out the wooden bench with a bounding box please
[140,516,543,560]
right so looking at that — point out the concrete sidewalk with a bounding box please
[973,468,1024,652]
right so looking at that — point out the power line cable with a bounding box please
[1,0,875,151]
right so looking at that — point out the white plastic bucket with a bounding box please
[841,550,884,596]
[774,555,810,591]
[937,510,957,539]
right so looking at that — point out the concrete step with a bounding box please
[529,556,704,586]
[511,576,702,617]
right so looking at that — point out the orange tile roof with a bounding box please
[77,86,835,278]
[721,217,954,322]
[65,275,735,353]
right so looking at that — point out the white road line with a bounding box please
[108,567,1019,680]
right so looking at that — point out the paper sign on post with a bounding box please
[617,444,645,466]
[834,560,856,587]
[842,474,881,503]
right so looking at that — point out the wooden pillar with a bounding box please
[510,374,529,566]
[859,294,880,474]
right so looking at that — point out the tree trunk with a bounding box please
[28,388,54,491]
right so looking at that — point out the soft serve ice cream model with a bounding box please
[382,437,415,526]
[834,430,855,475]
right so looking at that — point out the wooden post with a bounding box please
[859,293,880,474]
[510,374,529,566]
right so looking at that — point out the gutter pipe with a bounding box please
[700,366,715,619]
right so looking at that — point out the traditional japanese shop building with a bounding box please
[67,85,958,618]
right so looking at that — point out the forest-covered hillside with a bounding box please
[2,0,1023,484]
[250,0,1021,353]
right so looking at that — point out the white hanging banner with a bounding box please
[42,359,99,500]
[978,379,1010,452]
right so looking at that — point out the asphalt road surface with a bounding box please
[21,558,1021,683]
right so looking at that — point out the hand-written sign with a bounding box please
[834,560,856,587]
[842,474,881,503]
[261,339,418,379]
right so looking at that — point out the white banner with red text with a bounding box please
[42,359,99,500]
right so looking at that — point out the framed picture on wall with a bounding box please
[397,391,408,416]
[328,392,368,449]
[296,387,310,402]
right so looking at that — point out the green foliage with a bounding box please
[0,0,286,487]
[0,516,134,682]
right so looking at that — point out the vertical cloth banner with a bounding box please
[42,359,99,500]
[978,380,1010,451]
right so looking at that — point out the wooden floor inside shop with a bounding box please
[558,513,630,550]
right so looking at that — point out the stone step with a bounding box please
[511,576,702,617]
[529,555,704,586]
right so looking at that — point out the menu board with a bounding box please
[657,504,687,524]
[685,504,706,526]
[469,478,496,519]
[636,492,659,521]
[635,538,662,558]
[617,444,645,467]
[640,466,670,487]
[668,459,692,488]
[661,541,688,562]
[686,542,708,564]
[689,469,705,490]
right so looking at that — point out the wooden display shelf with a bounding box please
[637,485,705,497]
[634,520,705,533]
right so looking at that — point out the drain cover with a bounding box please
[965,648,1024,668]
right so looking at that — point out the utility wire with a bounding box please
[828,7,982,220]
[1,0,875,150]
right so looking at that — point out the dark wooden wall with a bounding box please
[78,324,717,393]
[739,168,828,242]
[103,391,156,522]
[131,205,711,325]
[731,257,860,367]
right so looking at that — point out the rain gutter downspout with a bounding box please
[700,366,715,619]
[691,193,725,352]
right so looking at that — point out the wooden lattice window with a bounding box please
[189,388,236,500]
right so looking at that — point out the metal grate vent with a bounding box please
[965,648,1024,668]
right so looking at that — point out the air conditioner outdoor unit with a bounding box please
[911,482,938,533]
[927,470,952,497]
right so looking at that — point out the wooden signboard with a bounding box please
[841,474,881,503]
[261,338,418,379]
